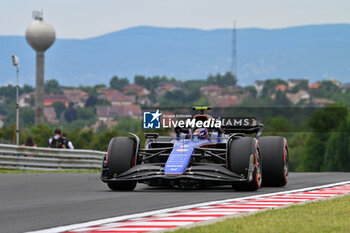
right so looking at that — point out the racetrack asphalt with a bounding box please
[0,172,349,233]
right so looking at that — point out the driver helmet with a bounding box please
[193,128,209,140]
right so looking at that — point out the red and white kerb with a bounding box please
[62,183,350,233]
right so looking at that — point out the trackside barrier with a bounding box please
[0,144,105,170]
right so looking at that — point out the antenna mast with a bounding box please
[231,20,237,79]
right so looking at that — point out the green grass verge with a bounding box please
[173,195,350,233]
[0,169,99,174]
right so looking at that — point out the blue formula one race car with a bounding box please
[100,107,289,191]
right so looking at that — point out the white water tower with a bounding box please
[25,11,55,125]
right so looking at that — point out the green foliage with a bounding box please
[76,107,95,121]
[239,96,275,107]
[158,89,203,107]
[245,85,257,97]
[323,113,350,171]
[20,107,35,127]
[0,124,15,143]
[183,80,207,91]
[264,116,294,133]
[287,133,308,172]
[114,117,141,136]
[21,84,35,94]
[92,128,119,151]
[261,79,287,98]
[303,104,348,171]
[207,71,237,87]
[0,84,16,101]
[274,91,291,107]
[45,79,63,94]
[4,106,34,128]
[52,101,66,119]
[290,80,308,93]
[23,124,53,147]
[134,75,172,91]
[85,95,98,107]
[109,76,129,90]
[64,106,77,123]
[67,129,94,149]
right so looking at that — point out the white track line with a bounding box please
[26,180,350,233]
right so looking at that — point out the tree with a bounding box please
[291,80,308,93]
[275,91,291,106]
[76,107,95,121]
[20,107,35,127]
[207,71,237,87]
[303,104,347,171]
[245,85,257,97]
[323,111,350,171]
[24,124,53,147]
[264,116,293,134]
[85,95,98,107]
[93,128,119,151]
[109,76,129,90]
[52,101,66,119]
[261,79,287,98]
[21,84,35,94]
[64,106,77,123]
[45,79,62,94]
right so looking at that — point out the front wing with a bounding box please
[101,163,247,183]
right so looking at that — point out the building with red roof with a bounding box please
[275,84,287,92]
[44,95,69,108]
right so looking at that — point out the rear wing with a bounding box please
[221,117,264,138]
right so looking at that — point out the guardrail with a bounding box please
[0,144,105,171]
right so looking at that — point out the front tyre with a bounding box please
[229,137,262,191]
[259,136,288,187]
[106,137,137,191]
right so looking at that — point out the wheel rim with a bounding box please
[284,147,289,180]
[256,150,262,187]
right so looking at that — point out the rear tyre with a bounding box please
[229,137,262,191]
[106,137,137,191]
[259,136,288,187]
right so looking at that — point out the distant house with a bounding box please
[18,92,34,107]
[308,82,321,89]
[99,89,135,105]
[110,95,135,106]
[96,86,109,95]
[208,94,240,107]
[275,84,287,92]
[286,90,310,104]
[97,104,142,121]
[329,78,340,87]
[288,79,308,88]
[137,95,153,106]
[201,85,227,95]
[99,89,124,101]
[254,80,265,96]
[44,95,69,108]
[44,107,58,124]
[62,89,89,107]
[123,84,150,97]
[157,83,182,95]
[312,98,335,107]
[96,106,115,122]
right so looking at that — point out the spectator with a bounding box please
[49,128,66,148]
[62,132,74,149]
[24,136,37,147]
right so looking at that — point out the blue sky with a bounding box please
[1,0,349,38]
